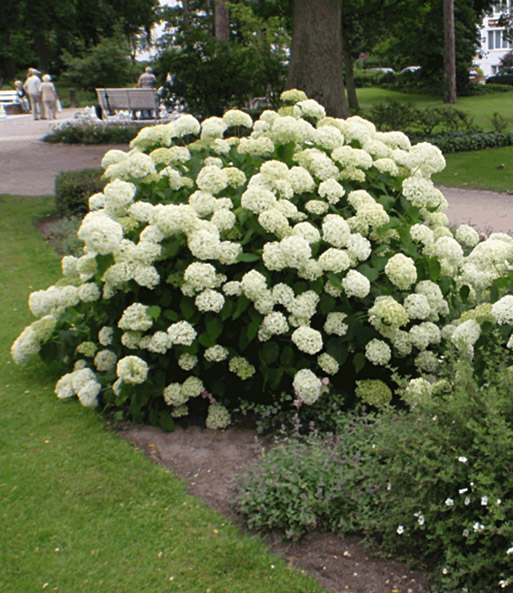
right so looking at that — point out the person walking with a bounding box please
[40,74,59,120]
[24,68,43,120]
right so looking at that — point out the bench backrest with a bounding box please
[96,88,158,111]
[0,91,19,104]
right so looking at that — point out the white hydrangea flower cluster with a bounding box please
[14,90,513,428]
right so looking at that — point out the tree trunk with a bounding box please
[286,0,349,118]
[341,20,358,112]
[215,0,229,40]
[183,0,190,28]
[443,0,457,104]
[34,32,49,74]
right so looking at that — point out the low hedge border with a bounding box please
[409,130,513,153]
[55,168,106,217]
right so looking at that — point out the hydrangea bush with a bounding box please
[11,89,513,429]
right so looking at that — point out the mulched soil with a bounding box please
[117,422,431,593]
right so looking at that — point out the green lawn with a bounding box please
[433,145,513,191]
[0,195,324,593]
[356,87,513,131]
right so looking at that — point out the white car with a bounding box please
[369,67,395,74]
[400,66,421,75]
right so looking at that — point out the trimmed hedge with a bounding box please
[55,168,106,217]
[44,123,141,145]
[409,130,513,153]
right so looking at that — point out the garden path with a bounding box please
[2,111,513,234]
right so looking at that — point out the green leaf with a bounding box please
[198,332,216,348]
[233,296,250,320]
[220,299,234,321]
[459,285,470,303]
[206,316,223,340]
[180,298,196,319]
[358,264,379,282]
[164,309,179,322]
[353,352,366,374]
[261,341,280,365]
[246,319,259,342]
[326,272,342,288]
[427,258,441,281]
[269,368,285,391]
[319,294,335,315]
[280,346,295,367]
[237,252,261,262]
[147,305,161,321]
[159,412,175,432]
[326,339,349,366]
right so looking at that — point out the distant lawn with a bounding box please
[0,195,324,593]
[356,87,513,132]
[433,145,513,192]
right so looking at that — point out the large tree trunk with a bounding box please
[215,0,229,40]
[341,20,358,112]
[443,0,457,104]
[286,0,349,118]
[183,0,190,28]
[34,32,49,74]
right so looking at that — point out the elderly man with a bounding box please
[136,66,157,89]
[24,68,43,120]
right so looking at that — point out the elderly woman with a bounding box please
[40,74,59,120]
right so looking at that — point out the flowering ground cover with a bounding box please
[0,194,323,593]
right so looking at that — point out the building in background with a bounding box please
[475,1,513,77]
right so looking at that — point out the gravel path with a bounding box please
[2,111,513,233]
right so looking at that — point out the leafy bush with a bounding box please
[11,90,513,433]
[44,118,141,145]
[61,37,138,92]
[55,168,106,217]
[236,351,513,592]
[46,216,85,256]
[352,69,395,88]
[367,100,475,135]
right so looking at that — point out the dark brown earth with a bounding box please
[118,423,430,593]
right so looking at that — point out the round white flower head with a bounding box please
[342,270,371,298]
[322,214,351,248]
[78,282,101,302]
[385,253,418,290]
[451,319,481,353]
[188,229,221,260]
[347,234,371,262]
[229,356,256,380]
[280,89,308,103]
[293,98,326,121]
[196,165,228,195]
[178,353,198,371]
[318,248,351,273]
[291,326,323,355]
[241,187,277,214]
[164,383,188,406]
[317,353,339,375]
[409,322,442,351]
[318,178,345,204]
[261,312,289,336]
[98,326,114,346]
[200,116,228,139]
[223,109,253,128]
[293,368,323,405]
[403,377,433,407]
[369,296,409,334]
[455,224,480,247]
[403,294,431,320]
[184,262,218,292]
[407,142,445,177]
[101,149,127,169]
[491,295,513,325]
[94,349,117,372]
[365,339,392,366]
[410,223,434,245]
[206,403,231,430]
[116,355,149,384]
[204,345,229,362]
[305,200,329,215]
[103,179,137,217]
[172,114,201,137]
[78,211,123,255]
[118,303,153,331]
[279,235,312,269]
[324,312,348,336]
[195,289,225,313]
[258,209,290,238]
[167,321,197,346]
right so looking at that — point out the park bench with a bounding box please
[95,88,160,120]
[0,90,23,114]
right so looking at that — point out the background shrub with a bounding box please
[44,122,141,145]
[55,168,106,217]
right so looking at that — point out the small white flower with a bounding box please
[465,496,471,506]
[459,487,468,494]
[445,498,454,507]
[462,528,469,538]
[472,521,485,532]
[481,496,488,506]
[442,568,448,575]
[458,456,468,463]
[507,546,513,555]
[396,525,404,535]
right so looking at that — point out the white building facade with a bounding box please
[475,1,513,77]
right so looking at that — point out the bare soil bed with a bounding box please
[118,422,431,593]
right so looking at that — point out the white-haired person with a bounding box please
[40,74,59,120]
[23,68,43,120]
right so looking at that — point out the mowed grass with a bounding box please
[356,87,513,131]
[433,145,513,191]
[0,195,324,593]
